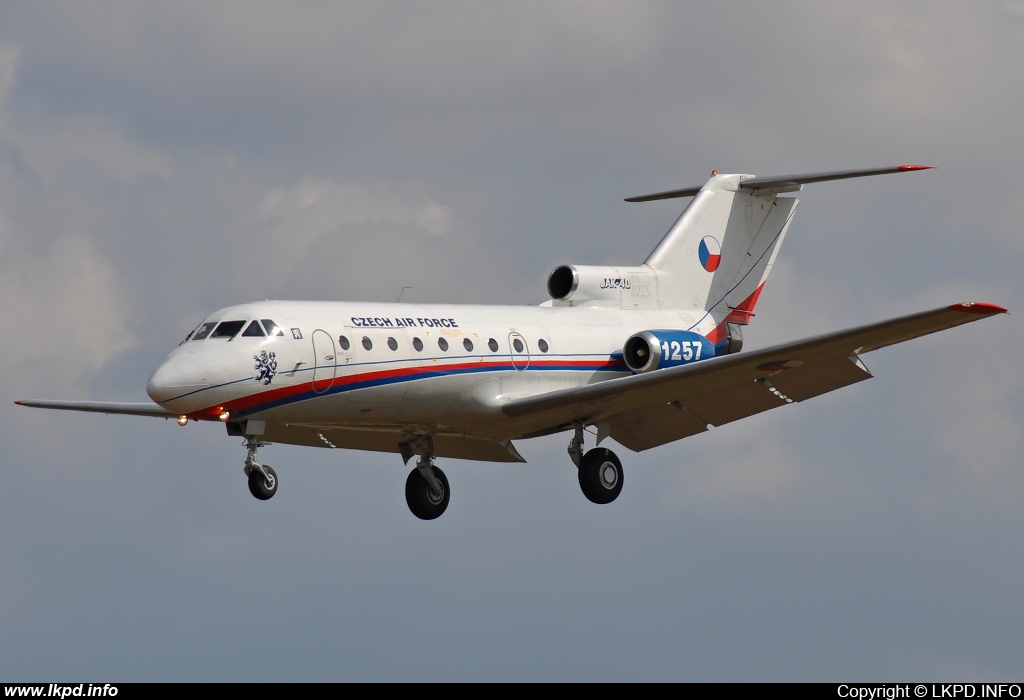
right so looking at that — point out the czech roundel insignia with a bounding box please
[698,236,721,272]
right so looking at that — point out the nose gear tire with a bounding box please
[248,464,278,500]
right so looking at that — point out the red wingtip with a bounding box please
[948,302,1008,315]
[14,400,23,405]
[897,164,932,171]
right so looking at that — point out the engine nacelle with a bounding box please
[547,264,656,308]
[622,330,716,373]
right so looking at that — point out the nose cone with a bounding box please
[147,354,209,405]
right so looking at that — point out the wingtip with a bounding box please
[898,164,933,171]
[948,302,1008,315]
[14,400,23,405]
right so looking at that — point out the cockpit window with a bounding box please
[261,319,285,337]
[211,320,246,339]
[241,320,266,337]
[180,322,202,345]
[192,322,217,341]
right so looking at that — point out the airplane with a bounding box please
[17,165,1007,520]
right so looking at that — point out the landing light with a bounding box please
[219,410,230,422]
[177,415,189,426]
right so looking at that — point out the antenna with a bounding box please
[395,286,414,303]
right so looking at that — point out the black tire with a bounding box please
[578,448,623,504]
[248,464,278,501]
[405,465,450,520]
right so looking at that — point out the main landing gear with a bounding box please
[243,435,278,500]
[568,424,623,505]
[235,424,622,513]
[402,436,450,520]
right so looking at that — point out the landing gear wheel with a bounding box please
[247,464,278,501]
[405,465,450,520]
[578,448,623,504]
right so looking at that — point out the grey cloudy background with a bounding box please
[1,1,1022,681]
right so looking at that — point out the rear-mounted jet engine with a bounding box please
[622,330,717,373]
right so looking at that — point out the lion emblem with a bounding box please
[253,350,278,385]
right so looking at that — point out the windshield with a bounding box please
[191,322,218,341]
[210,320,246,339]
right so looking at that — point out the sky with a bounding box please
[1,1,1023,682]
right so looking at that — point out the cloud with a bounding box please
[19,117,173,184]
[0,42,17,113]
[257,177,456,246]
[0,41,145,395]
[222,177,467,301]
[662,425,804,506]
[0,41,171,184]
[0,232,137,394]
[896,281,1023,499]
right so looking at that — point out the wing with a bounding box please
[14,399,526,462]
[14,400,176,418]
[251,422,526,463]
[502,302,1006,451]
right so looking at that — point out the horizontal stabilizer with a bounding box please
[625,185,704,202]
[625,165,931,202]
[15,400,175,418]
[739,164,932,192]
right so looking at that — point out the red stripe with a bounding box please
[188,358,625,419]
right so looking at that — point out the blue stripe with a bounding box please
[232,361,629,419]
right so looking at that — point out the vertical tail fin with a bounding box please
[629,165,931,323]
[641,174,797,323]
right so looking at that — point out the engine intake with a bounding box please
[547,265,579,300]
[622,330,716,373]
[547,264,656,308]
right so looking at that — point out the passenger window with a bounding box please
[387,337,398,351]
[463,338,474,352]
[362,336,373,351]
[513,338,524,353]
[339,335,351,350]
[192,322,217,341]
[412,337,424,352]
[438,338,449,352]
[242,321,266,337]
[211,321,246,339]
[488,338,499,352]
[261,320,285,337]
[537,339,549,353]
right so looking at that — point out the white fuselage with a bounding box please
[146,300,717,440]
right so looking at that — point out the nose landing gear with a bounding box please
[243,435,278,500]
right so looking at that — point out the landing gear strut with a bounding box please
[402,435,450,520]
[568,423,585,467]
[569,424,624,504]
[243,435,278,501]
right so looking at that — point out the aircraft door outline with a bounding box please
[311,329,337,393]
[508,332,530,371]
